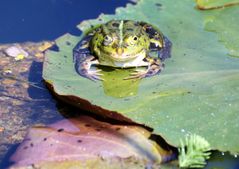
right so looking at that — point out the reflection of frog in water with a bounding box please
[73,20,172,81]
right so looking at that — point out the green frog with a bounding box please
[73,20,171,81]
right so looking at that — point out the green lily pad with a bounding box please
[43,0,239,154]
[203,6,239,58]
[196,0,239,9]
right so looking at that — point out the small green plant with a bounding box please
[178,134,211,168]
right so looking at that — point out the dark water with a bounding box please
[0,1,238,169]
[0,0,131,43]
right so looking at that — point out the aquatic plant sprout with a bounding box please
[178,134,211,168]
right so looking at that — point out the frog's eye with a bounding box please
[103,35,113,46]
[128,36,139,45]
[133,36,138,41]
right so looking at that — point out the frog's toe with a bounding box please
[144,64,164,78]
[86,70,104,81]
[124,70,147,80]
[124,64,164,80]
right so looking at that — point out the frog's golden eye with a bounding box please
[103,35,113,46]
[128,36,138,45]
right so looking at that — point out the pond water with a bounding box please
[0,0,238,169]
[0,0,131,43]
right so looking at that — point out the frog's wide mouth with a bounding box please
[103,49,146,62]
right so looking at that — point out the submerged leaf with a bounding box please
[10,116,174,168]
[9,158,160,169]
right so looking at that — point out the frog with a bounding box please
[73,20,172,81]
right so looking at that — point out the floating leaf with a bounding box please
[10,116,173,168]
[196,0,239,10]
[203,6,239,58]
[43,0,239,154]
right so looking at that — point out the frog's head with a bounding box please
[91,20,150,62]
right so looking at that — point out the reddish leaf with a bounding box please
[10,116,174,168]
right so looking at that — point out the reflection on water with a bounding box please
[101,66,140,98]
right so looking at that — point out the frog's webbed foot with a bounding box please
[83,67,104,81]
[124,58,164,80]
[74,55,104,81]
[124,69,148,80]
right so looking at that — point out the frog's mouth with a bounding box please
[109,49,146,62]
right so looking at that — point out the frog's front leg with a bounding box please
[139,21,172,61]
[73,38,103,81]
[124,57,164,80]
[75,55,103,81]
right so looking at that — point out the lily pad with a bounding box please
[196,0,239,10]
[203,6,239,58]
[43,0,239,154]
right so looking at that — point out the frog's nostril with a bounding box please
[116,48,124,55]
[123,44,128,48]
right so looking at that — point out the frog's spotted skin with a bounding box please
[73,20,172,81]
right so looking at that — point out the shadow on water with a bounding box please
[0,60,64,168]
[0,144,19,168]
[0,60,85,168]
[26,61,64,124]
[205,151,239,169]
